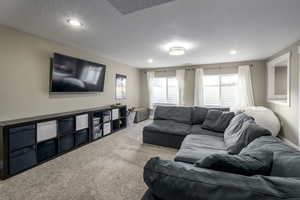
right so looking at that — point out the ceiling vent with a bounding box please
[107,0,175,14]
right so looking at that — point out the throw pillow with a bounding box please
[191,107,209,124]
[194,152,273,176]
[201,110,235,132]
[224,114,272,154]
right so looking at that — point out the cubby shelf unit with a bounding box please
[0,105,127,179]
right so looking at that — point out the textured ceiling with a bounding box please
[0,0,300,68]
[107,0,176,14]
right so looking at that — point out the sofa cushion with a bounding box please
[143,120,192,136]
[191,107,209,124]
[192,107,230,125]
[240,136,300,177]
[202,110,235,132]
[154,106,192,124]
[194,151,273,176]
[175,134,227,163]
[224,116,272,154]
[191,125,224,137]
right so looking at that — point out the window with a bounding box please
[203,74,238,107]
[152,77,178,105]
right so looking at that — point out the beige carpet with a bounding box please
[0,120,177,200]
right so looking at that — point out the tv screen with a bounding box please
[50,53,106,93]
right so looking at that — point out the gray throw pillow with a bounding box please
[201,110,235,132]
[224,114,272,154]
[191,107,209,124]
[194,151,273,176]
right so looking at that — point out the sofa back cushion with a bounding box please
[194,151,273,176]
[154,106,192,124]
[192,107,229,125]
[240,136,300,177]
[201,110,235,132]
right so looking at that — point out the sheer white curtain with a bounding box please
[236,65,255,107]
[194,68,205,106]
[176,69,185,105]
[146,71,155,109]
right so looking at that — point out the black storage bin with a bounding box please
[37,139,57,162]
[59,133,74,153]
[57,117,74,136]
[75,129,89,146]
[9,124,36,151]
[9,147,37,175]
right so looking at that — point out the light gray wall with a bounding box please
[266,40,300,146]
[0,25,142,121]
[140,60,267,107]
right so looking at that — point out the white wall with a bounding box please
[0,25,142,121]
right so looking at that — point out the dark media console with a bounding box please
[0,105,127,179]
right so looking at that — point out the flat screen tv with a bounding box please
[50,53,106,93]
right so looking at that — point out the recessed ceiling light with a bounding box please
[169,47,186,56]
[148,59,153,63]
[67,18,83,27]
[230,50,237,55]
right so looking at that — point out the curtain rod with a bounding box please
[144,64,255,73]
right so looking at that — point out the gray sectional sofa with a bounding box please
[142,106,300,200]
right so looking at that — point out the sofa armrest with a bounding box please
[144,157,300,200]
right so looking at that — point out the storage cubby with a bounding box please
[120,118,127,129]
[57,117,74,136]
[37,120,57,143]
[9,146,37,175]
[37,139,57,162]
[103,122,111,136]
[59,133,74,153]
[75,114,89,131]
[119,107,127,118]
[103,110,111,122]
[75,129,89,146]
[92,124,102,140]
[8,124,36,152]
[112,109,119,120]
[112,120,120,131]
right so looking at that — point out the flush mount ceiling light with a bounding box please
[147,58,154,63]
[67,18,83,28]
[169,47,186,56]
[230,50,237,55]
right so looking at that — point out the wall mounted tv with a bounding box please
[50,53,106,93]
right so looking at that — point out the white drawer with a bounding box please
[112,109,119,120]
[76,114,89,131]
[37,120,57,142]
[103,122,111,136]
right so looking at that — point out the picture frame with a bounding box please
[115,74,127,99]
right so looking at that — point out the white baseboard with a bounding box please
[278,136,300,150]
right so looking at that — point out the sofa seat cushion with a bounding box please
[175,134,227,163]
[154,106,193,124]
[191,125,224,137]
[144,120,192,136]
[271,151,300,178]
